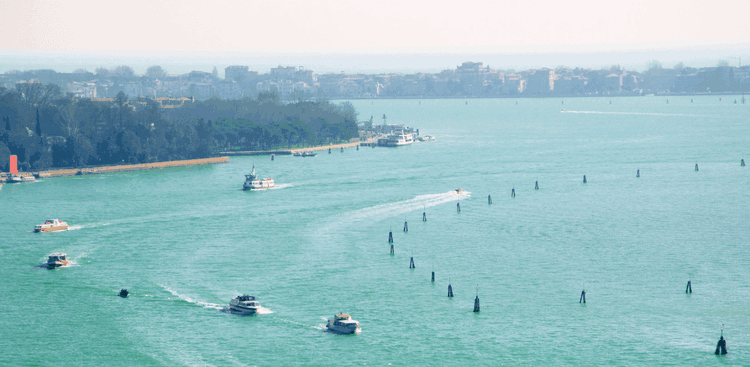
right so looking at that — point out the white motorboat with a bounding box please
[34,219,69,233]
[46,253,69,269]
[326,313,361,334]
[229,294,261,315]
[420,135,435,142]
[243,165,275,191]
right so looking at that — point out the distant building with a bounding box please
[526,69,554,94]
[604,73,621,91]
[256,80,279,94]
[191,83,212,100]
[217,81,242,100]
[225,65,248,82]
[503,74,524,94]
[67,82,97,98]
[270,66,297,79]
[123,82,143,97]
[554,76,586,95]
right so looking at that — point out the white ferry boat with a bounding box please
[34,219,69,233]
[293,151,317,157]
[229,294,261,315]
[379,131,414,147]
[243,165,275,191]
[8,175,35,183]
[326,313,361,334]
[46,253,69,269]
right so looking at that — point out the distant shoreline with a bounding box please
[330,92,749,100]
[220,137,380,156]
[1,157,229,181]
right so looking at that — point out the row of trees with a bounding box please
[0,84,359,172]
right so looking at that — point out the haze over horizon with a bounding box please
[2,0,749,76]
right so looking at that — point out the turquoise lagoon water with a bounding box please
[2,96,749,366]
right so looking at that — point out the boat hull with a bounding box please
[34,225,69,233]
[326,325,361,335]
[229,305,259,315]
[243,180,275,191]
[47,261,68,269]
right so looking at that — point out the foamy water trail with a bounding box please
[345,190,471,223]
[255,307,274,314]
[270,183,294,190]
[561,110,703,117]
[157,283,225,310]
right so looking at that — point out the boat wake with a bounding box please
[270,183,294,190]
[77,222,111,230]
[157,283,224,310]
[561,110,704,117]
[345,190,471,223]
[221,306,275,316]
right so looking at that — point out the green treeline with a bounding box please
[0,84,359,172]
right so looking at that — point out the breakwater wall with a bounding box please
[221,139,378,156]
[1,157,229,180]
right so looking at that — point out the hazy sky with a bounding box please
[2,0,750,74]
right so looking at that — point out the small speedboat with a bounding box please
[46,253,69,269]
[326,313,361,334]
[454,188,463,195]
[34,219,69,232]
[229,294,261,315]
[293,151,317,157]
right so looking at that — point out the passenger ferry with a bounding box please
[326,313,361,334]
[379,131,414,147]
[8,175,35,183]
[243,165,275,191]
[46,253,69,269]
[34,219,69,233]
[229,294,261,315]
[293,151,317,157]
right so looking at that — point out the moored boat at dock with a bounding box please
[229,294,261,315]
[7,175,35,183]
[243,165,275,191]
[293,151,317,157]
[378,131,414,147]
[46,253,69,269]
[326,313,361,334]
[34,219,69,233]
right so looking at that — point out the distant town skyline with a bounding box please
[2,46,750,79]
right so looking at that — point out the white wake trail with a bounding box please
[345,190,471,223]
[561,110,703,117]
[158,283,225,310]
